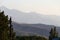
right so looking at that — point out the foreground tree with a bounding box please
[49,27,58,40]
[9,17,16,40]
[0,11,9,40]
[0,11,15,40]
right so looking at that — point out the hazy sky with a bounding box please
[0,0,60,15]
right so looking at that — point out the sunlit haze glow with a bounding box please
[0,0,60,15]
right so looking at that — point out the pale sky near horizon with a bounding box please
[0,0,60,15]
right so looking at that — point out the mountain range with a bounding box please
[0,6,60,38]
[12,22,60,38]
[0,6,60,26]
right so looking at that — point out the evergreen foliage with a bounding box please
[9,17,16,40]
[49,27,58,40]
[0,11,15,40]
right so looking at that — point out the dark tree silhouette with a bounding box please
[49,27,58,40]
[9,17,15,40]
[0,11,15,40]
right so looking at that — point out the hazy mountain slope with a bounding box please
[0,6,60,37]
[12,22,49,37]
[0,6,60,26]
[12,22,60,37]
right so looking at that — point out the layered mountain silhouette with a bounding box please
[12,22,60,37]
[0,6,60,37]
[0,6,60,26]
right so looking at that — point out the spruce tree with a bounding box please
[49,27,58,40]
[0,11,9,40]
[9,17,15,40]
[53,27,58,38]
[49,28,54,40]
[0,11,15,40]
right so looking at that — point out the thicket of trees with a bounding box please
[0,11,15,40]
[49,27,58,40]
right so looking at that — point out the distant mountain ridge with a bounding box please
[12,22,60,38]
[0,6,60,26]
[0,6,60,38]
